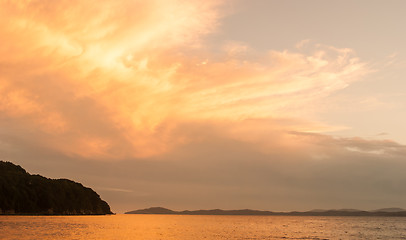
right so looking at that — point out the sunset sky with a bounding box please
[1,0,406,213]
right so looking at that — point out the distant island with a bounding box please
[126,207,406,217]
[0,161,112,215]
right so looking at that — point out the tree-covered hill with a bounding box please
[0,161,112,215]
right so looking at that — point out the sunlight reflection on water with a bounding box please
[1,215,406,240]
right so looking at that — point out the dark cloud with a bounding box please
[3,124,406,213]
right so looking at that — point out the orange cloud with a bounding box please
[0,0,369,159]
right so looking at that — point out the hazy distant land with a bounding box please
[126,207,406,217]
[2,159,405,217]
[0,161,112,215]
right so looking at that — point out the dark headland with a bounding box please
[126,207,406,217]
[0,161,112,215]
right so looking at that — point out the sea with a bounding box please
[1,214,406,240]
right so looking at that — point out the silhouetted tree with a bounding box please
[0,161,112,215]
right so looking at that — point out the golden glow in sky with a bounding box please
[0,0,369,159]
[2,0,406,212]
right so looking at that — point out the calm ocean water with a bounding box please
[1,214,406,240]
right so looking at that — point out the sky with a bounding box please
[1,0,406,213]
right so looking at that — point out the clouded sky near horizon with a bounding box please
[1,0,406,213]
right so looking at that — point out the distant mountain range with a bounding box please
[126,207,406,217]
[0,161,112,215]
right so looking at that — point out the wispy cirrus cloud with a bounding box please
[0,0,369,160]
